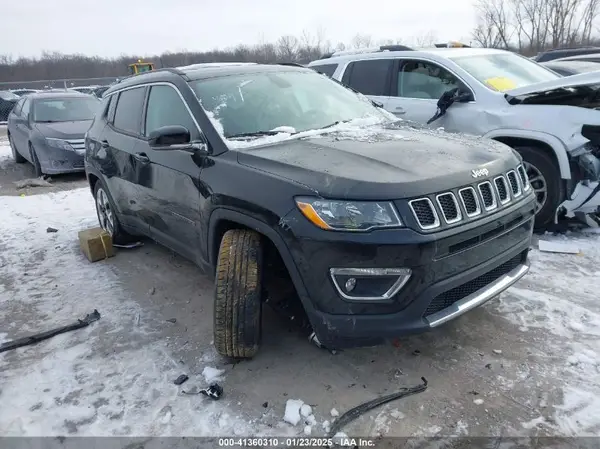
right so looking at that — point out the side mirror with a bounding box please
[148,125,209,155]
[455,89,474,103]
[149,125,191,147]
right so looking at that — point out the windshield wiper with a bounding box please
[36,120,58,123]
[317,119,352,130]
[227,130,288,139]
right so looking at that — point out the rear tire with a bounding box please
[9,135,26,163]
[93,180,135,245]
[514,146,564,229]
[214,229,263,359]
[29,143,43,177]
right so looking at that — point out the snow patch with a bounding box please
[202,366,225,383]
[0,188,256,436]
[490,232,600,436]
[473,399,484,405]
[389,409,405,420]
[330,408,339,417]
[300,404,312,418]
[0,141,12,169]
[283,399,304,426]
[521,416,547,429]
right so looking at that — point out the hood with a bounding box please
[34,120,92,139]
[237,126,520,200]
[505,71,600,98]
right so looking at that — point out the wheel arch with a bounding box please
[208,208,316,318]
[483,129,571,180]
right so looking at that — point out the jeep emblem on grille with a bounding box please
[471,168,489,178]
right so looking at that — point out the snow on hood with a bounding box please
[505,71,600,97]
[209,115,411,150]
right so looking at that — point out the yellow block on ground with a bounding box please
[78,227,114,262]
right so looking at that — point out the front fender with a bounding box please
[207,207,317,319]
[482,128,571,180]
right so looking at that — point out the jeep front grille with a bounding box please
[409,198,439,229]
[458,187,480,217]
[494,176,510,204]
[517,165,530,191]
[478,182,496,210]
[436,193,461,224]
[507,170,522,197]
[408,165,530,231]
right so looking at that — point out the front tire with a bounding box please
[514,146,564,229]
[214,229,263,359]
[9,135,26,163]
[93,180,134,245]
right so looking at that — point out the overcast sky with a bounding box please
[5,0,477,58]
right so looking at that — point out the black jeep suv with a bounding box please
[84,63,536,358]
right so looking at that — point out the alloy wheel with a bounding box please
[95,187,115,235]
[523,161,547,213]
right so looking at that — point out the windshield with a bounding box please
[190,71,391,139]
[33,97,99,122]
[0,91,20,101]
[552,61,600,75]
[451,53,561,92]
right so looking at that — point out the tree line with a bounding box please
[473,0,600,53]
[0,29,420,84]
[2,0,600,85]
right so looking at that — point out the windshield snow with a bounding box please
[190,71,392,143]
[451,53,561,92]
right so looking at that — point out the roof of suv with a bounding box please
[25,91,93,100]
[309,47,510,65]
[103,62,311,96]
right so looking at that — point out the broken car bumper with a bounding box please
[38,144,85,174]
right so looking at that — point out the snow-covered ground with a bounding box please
[492,230,600,436]
[1,135,600,438]
[0,188,265,436]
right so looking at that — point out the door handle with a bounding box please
[133,152,150,163]
[100,140,109,148]
[394,107,406,115]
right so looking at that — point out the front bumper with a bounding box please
[282,195,535,349]
[38,144,85,174]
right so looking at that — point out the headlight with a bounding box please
[295,197,403,231]
[46,138,74,151]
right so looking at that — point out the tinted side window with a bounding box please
[21,98,31,117]
[107,94,117,122]
[396,60,464,99]
[144,85,199,141]
[12,98,25,116]
[312,64,338,78]
[343,60,392,96]
[113,87,146,134]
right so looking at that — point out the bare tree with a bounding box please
[474,0,600,53]
[350,34,373,48]
[412,31,439,47]
[276,35,299,61]
[472,0,514,48]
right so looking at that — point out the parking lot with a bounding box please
[1,124,599,439]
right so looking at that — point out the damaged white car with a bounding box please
[309,47,600,228]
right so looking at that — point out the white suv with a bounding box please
[309,46,600,228]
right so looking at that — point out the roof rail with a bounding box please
[275,62,306,67]
[434,42,471,48]
[323,44,414,59]
[114,67,185,84]
[544,45,600,52]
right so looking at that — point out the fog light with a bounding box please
[329,267,412,301]
[345,278,357,292]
